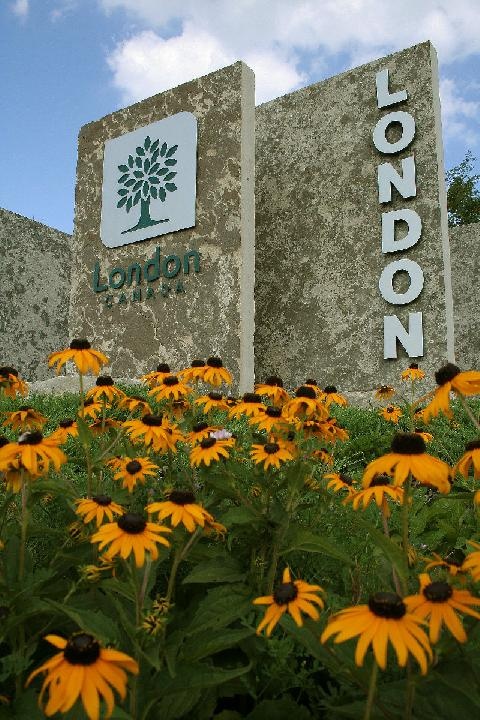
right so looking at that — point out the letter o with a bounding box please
[162,254,181,279]
[109,267,126,290]
[373,111,415,154]
[379,259,424,305]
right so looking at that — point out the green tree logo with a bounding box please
[116,136,178,234]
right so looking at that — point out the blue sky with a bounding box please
[1,0,479,234]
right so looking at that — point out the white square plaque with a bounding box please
[100,112,197,248]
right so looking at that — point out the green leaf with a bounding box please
[76,414,94,446]
[157,167,168,176]
[154,689,202,720]
[133,190,141,205]
[159,187,166,202]
[186,584,251,636]
[150,162,160,174]
[136,146,145,156]
[118,173,130,183]
[133,170,143,178]
[165,183,177,192]
[118,164,129,172]
[144,135,151,150]
[117,188,129,196]
[149,176,160,184]
[126,196,133,212]
[150,139,159,152]
[166,144,178,157]
[135,156,142,168]
[158,661,251,695]
[117,196,128,208]
[144,158,151,173]
[282,528,353,565]
[151,148,160,163]
[182,556,245,584]
[165,158,177,166]
[181,627,254,662]
[160,142,167,156]
[354,516,408,580]
[164,172,177,181]
[133,179,143,191]
[151,186,158,199]
[124,178,136,187]
[247,699,312,720]
[221,505,261,526]
[44,600,121,644]
[128,155,134,167]
[143,182,149,196]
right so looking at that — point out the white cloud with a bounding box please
[11,0,29,18]
[440,78,479,146]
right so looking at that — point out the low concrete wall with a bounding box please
[0,207,72,382]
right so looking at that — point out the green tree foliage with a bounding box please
[446,151,480,227]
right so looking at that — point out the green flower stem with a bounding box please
[363,660,379,720]
[78,371,85,415]
[18,472,28,581]
[137,557,152,626]
[381,501,402,596]
[165,528,202,605]
[458,393,480,432]
[404,660,416,720]
[265,518,290,594]
[401,476,411,596]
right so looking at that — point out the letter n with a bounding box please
[384,312,423,359]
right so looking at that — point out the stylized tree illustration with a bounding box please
[117,136,178,234]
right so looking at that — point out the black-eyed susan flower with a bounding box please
[113,456,159,493]
[49,419,79,444]
[346,474,404,515]
[85,376,126,403]
[375,385,396,400]
[178,359,207,383]
[148,375,192,402]
[2,406,47,432]
[324,472,355,495]
[26,632,138,720]
[424,548,467,577]
[194,392,230,414]
[255,376,289,405]
[190,437,234,467]
[147,490,213,532]
[253,567,324,636]
[311,449,333,465]
[456,439,480,480]
[322,386,347,408]
[284,386,322,419]
[0,366,28,398]
[141,363,172,387]
[380,405,402,424]
[362,433,451,494]
[185,422,217,445]
[80,398,103,420]
[2,461,39,492]
[414,428,433,443]
[0,432,66,476]
[48,339,109,376]
[321,592,432,674]
[75,496,124,527]
[123,414,183,453]
[463,541,480,581]
[423,363,480,422]
[89,418,121,436]
[250,440,294,470]
[249,406,291,434]
[402,362,425,381]
[321,417,349,442]
[119,394,152,415]
[91,512,171,567]
[405,573,480,643]
[229,393,266,419]
[203,356,232,387]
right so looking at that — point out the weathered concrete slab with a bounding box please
[0,207,72,382]
[70,62,255,391]
[450,222,479,370]
[255,41,453,391]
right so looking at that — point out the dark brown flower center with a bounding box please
[423,581,453,602]
[445,548,466,567]
[200,437,216,449]
[0,436,9,449]
[18,405,33,411]
[164,375,179,386]
[368,592,406,618]
[242,393,262,403]
[193,422,209,432]
[118,513,146,534]
[59,419,75,428]
[295,386,316,400]
[191,359,205,367]
[92,495,112,506]
[208,392,223,401]
[264,376,283,387]
[466,439,480,451]
[64,633,100,665]
[339,473,353,486]
[409,363,419,369]
[126,460,142,474]
[265,407,282,418]
[0,366,18,377]
[142,414,163,426]
[273,582,298,605]
[264,442,280,454]
[96,376,113,386]
[324,386,337,394]
[386,405,394,412]
[207,357,223,368]
[435,363,461,386]
[69,339,91,350]
[378,385,392,394]
[156,363,170,372]
[391,433,426,455]
[18,431,43,445]
[168,490,195,505]
[369,474,391,487]
[305,378,318,386]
